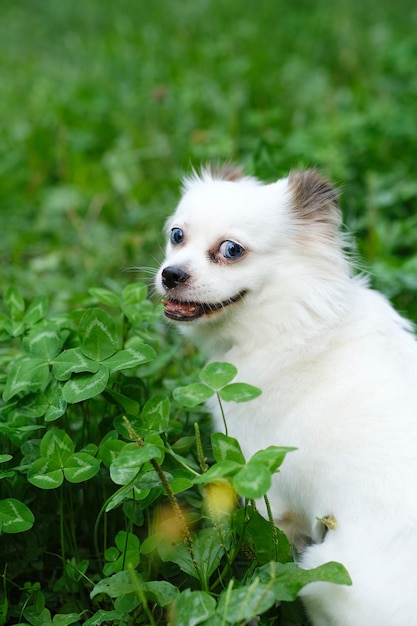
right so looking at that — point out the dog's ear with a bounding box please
[288,169,342,230]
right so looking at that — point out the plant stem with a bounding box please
[264,493,279,561]
[122,417,196,559]
[128,565,157,626]
[166,443,200,476]
[149,457,194,550]
[67,488,79,559]
[59,488,67,575]
[1,564,8,625]
[194,422,209,472]
[94,472,141,568]
[216,393,228,435]
[219,579,234,626]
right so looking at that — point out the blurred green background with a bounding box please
[1,0,417,314]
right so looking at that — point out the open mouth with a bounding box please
[162,291,247,322]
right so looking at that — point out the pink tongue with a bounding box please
[163,300,202,317]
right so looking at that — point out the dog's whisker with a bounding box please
[123,266,158,276]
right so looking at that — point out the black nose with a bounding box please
[162,266,189,289]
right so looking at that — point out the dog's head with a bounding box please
[156,165,352,347]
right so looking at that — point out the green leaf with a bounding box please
[137,469,171,490]
[198,616,223,626]
[249,446,296,473]
[23,607,52,626]
[115,593,140,613]
[40,428,74,463]
[115,529,140,553]
[115,593,140,616]
[0,471,15,481]
[140,394,170,432]
[173,382,214,407]
[192,527,229,581]
[0,455,12,463]
[109,464,140,486]
[81,443,98,456]
[27,458,63,489]
[44,398,67,422]
[63,452,100,483]
[104,532,141,575]
[172,589,216,626]
[199,361,237,389]
[169,476,193,494]
[233,462,271,499]
[0,424,42,445]
[9,320,26,337]
[0,313,12,335]
[120,303,144,325]
[105,388,140,415]
[4,287,25,320]
[23,322,63,360]
[17,381,66,422]
[23,295,49,326]
[83,609,126,626]
[52,613,82,626]
[104,484,138,512]
[233,507,291,565]
[257,561,352,601]
[79,308,118,361]
[113,530,140,571]
[171,436,195,454]
[98,439,126,468]
[158,541,200,580]
[66,557,89,582]
[211,432,246,464]
[62,366,110,403]
[219,382,262,403]
[104,344,156,373]
[89,287,121,307]
[122,282,147,304]
[140,534,161,555]
[90,570,134,599]
[193,460,242,484]
[0,498,34,534]
[17,393,50,418]
[3,356,50,401]
[143,580,179,607]
[44,381,67,422]
[112,442,164,469]
[217,579,276,622]
[52,348,100,381]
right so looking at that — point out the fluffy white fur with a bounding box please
[156,166,417,625]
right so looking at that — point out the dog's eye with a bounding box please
[220,240,245,260]
[170,228,184,245]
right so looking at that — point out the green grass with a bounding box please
[1,0,417,310]
[0,1,417,624]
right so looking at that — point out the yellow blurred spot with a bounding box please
[204,481,237,521]
[152,503,191,544]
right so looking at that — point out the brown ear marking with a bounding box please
[288,169,342,228]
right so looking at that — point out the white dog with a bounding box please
[156,164,417,625]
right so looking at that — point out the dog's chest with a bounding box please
[208,384,325,531]
[206,345,345,517]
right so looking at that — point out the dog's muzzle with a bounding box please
[160,265,247,322]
